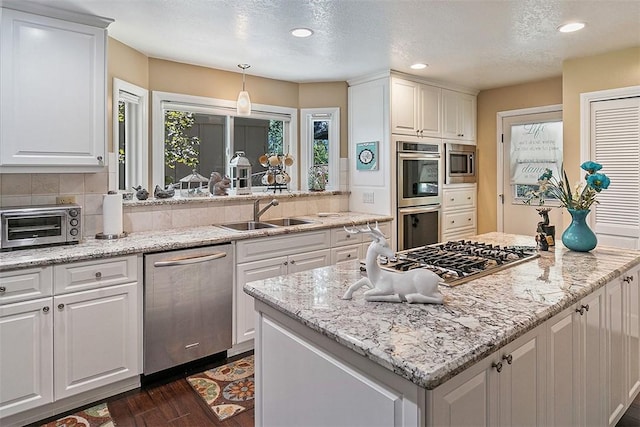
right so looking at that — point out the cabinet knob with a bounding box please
[346,234,351,239]
[347,254,351,258]
[97,155,103,162]
[623,276,634,283]
[502,354,513,365]
[576,306,585,315]
[467,196,471,200]
[95,271,102,279]
[42,306,50,313]
[58,303,65,310]
[492,361,503,373]
[451,220,455,223]
[0,286,6,293]
[290,259,296,265]
[450,198,455,201]
[283,261,288,266]
[582,304,589,312]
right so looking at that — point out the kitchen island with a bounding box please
[244,232,640,427]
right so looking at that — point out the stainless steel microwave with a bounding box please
[444,143,476,184]
[0,204,81,250]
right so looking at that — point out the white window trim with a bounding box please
[113,78,149,192]
[299,107,340,191]
[152,90,298,191]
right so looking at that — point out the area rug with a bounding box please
[41,402,115,427]
[187,355,255,421]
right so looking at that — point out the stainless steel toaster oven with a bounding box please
[0,204,81,250]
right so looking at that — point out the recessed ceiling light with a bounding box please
[410,63,428,70]
[291,28,314,38]
[558,22,586,33]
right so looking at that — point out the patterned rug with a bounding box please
[187,355,255,421]
[41,402,115,427]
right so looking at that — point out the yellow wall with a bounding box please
[562,46,640,184]
[299,82,349,157]
[476,77,563,233]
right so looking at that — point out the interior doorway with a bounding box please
[497,106,563,237]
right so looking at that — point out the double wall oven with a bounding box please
[396,136,441,250]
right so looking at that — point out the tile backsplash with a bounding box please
[0,172,349,238]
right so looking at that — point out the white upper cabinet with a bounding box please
[442,89,476,141]
[391,77,441,138]
[0,7,112,170]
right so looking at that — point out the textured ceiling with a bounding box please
[18,0,640,90]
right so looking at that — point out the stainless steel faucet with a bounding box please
[254,199,279,222]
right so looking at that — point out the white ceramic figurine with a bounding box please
[341,223,443,304]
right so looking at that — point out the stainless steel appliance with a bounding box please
[381,240,538,286]
[397,139,442,207]
[396,137,442,250]
[0,204,81,250]
[144,244,233,375]
[444,143,476,184]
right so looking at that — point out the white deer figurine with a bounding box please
[341,223,443,304]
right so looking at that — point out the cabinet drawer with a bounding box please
[0,267,53,305]
[237,230,331,263]
[54,255,138,294]
[443,188,476,210]
[442,210,476,233]
[442,229,477,243]
[331,228,363,246]
[331,245,362,264]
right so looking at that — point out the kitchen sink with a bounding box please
[263,218,316,226]
[218,221,279,231]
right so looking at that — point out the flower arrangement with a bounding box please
[526,161,611,210]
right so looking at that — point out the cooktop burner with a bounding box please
[378,240,539,286]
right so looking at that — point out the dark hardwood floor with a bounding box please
[29,348,640,427]
[32,352,254,427]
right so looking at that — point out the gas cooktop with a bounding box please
[378,240,540,287]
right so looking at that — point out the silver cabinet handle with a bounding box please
[492,361,503,373]
[502,354,513,365]
[154,251,227,267]
[97,156,103,161]
[43,306,49,313]
[0,286,5,293]
[576,306,585,315]
[95,271,102,279]
[58,303,64,310]
[290,259,296,265]
[283,261,288,266]
[623,276,634,283]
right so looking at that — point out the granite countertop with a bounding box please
[243,232,640,390]
[0,212,392,271]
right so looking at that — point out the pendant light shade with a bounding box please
[237,64,251,116]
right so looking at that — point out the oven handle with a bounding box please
[398,205,441,215]
[153,251,227,267]
[397,152,440,159]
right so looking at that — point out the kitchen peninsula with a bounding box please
[245,232,640,427]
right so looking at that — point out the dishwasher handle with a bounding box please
[153,251,227,267]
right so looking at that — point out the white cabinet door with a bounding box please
[624,266,640,403]
[0,9,107,168]
[53,282,138,399]
[442,89,476,141]
[0,298,53,418]
[546,306,578,426]
[418,83,441,137]
[235,256,287,345]
[606,278,627,426]
[577,287,606,427]
[391,78,420,136]
[498,327,546,426]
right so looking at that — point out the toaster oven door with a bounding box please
[1,212,67,249]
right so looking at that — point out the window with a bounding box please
[152,92,297,191]
[113,79,148,191]
[300,108,340,191]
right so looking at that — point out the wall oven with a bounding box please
[396,137,442,250]
[397,139,441,207]
[444,143,476,184]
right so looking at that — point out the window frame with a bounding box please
[152,91,298,192]
[299,107,340,191]
[113,78,149,191]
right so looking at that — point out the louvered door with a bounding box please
[591,97,640,249]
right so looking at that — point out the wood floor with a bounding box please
[29,349,640,427]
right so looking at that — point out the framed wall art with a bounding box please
[356,141,378,171]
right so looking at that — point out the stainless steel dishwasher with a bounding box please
[143,244,233,375]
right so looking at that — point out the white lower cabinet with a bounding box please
[0,256,141,422]
[430,324,545,426]
[53,282,138,400]
[624,266,640,406]
[546,287,606,427]
[441,184,477,242]
[0,298,53,418]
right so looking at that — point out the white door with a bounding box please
[499,109,563,236]
[589,97,640,249]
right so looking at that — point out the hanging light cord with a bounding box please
[238,64,250,90]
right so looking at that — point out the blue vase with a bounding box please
[562,209,597,252]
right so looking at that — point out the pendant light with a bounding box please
[237,64,251,116]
